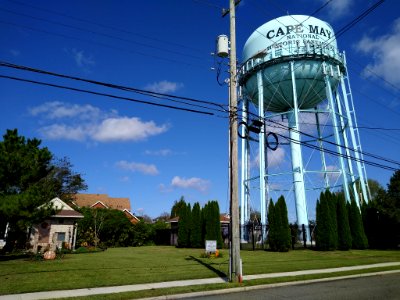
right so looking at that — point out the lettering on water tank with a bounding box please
[266,24,332,40]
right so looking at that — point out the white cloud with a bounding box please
[29,101,101,120]
[355,18,400,86]
[30,101,169,142]
[120,176,130,182]
[318,0,354,19]
[144,149,173,156]
[72,48,95,68]
[158,183,173,193]
[268,147,286,167]
[251,147,286,168]
[320,165,341,182]
[171,176,210,192]
[38,124,86,141]
[115,160,159,175]
[264,112,329,138]
[145,80,184,93]
[93,117,168,142]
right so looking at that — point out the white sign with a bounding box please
[0,239,6,250]
[205,240,217,253]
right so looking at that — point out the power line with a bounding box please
[1,67,398,173]
[0,20,206,69]
[6,0,206,55]
[237,106,400,170]
[347,58,400,97]
[0,61,228,112]
[279,132,398,172]
[332,0,385,42]
[236,1,396,171]
[0,74,216,116]
[0,7,206,62]
[264,118,400,168]
[296,122,400,132]
[242,0,385,82]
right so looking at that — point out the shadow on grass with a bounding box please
[187,256,228,279]
[0,253,31,261]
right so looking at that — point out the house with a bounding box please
[167,214,230,247]
[28,197,83,253]
[72,193,139,224]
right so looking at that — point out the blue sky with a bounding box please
[1,0,400,220]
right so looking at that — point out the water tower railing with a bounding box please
[239,47,345,84]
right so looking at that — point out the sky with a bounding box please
[1,0,400,221]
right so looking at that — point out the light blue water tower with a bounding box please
[238,15,370,243]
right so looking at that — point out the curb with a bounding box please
[139,269,400,300]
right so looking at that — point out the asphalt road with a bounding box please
[188,272,400,300]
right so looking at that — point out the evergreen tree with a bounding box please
[190,202,202,248]
[315,191,336,250]
[212,201,223,248]
[203,201,222,248]
[267,196,290,252]
[170,196,187,218]
[336,194,352,250]
[326,190,338,249]
[177,202,191,247]
[348,199,368,249]
[267,199,277,250]
[275,195,291,252]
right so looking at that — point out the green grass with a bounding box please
[54,266,400,300]
[0,246,399,295]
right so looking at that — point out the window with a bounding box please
[41,222,49,229]
[57,232,66,242]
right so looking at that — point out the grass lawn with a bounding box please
[0,246,399,295]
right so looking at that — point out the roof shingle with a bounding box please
[72,194,131,211]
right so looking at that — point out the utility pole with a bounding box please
[224,0,241,283]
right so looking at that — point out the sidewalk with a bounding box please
[1,262,399,300]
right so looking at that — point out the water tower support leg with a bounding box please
[334,91,360,205]
[257,71,267,240]
[324,64,351,203]
[289,61,310,243]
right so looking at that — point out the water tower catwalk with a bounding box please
[238,15,370,243]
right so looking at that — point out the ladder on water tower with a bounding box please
[343,68,372,202]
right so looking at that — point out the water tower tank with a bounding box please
[240,15,344,112]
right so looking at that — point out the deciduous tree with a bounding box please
[0,129,86,251]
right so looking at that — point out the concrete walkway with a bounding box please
[1,262,399,300]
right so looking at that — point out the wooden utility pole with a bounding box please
[226,0,241,283]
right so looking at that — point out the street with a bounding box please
[187,272,400,299]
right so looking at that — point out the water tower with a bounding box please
[238,15,370,243]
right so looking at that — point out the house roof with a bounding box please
[47,197,83,219]
[220,214,230,224]
[90,201,109,209]
[166,216,179,223]
[123,209,140,224]
[166,214,230,224]
[72,194,131,211]
[54,210,84,218]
